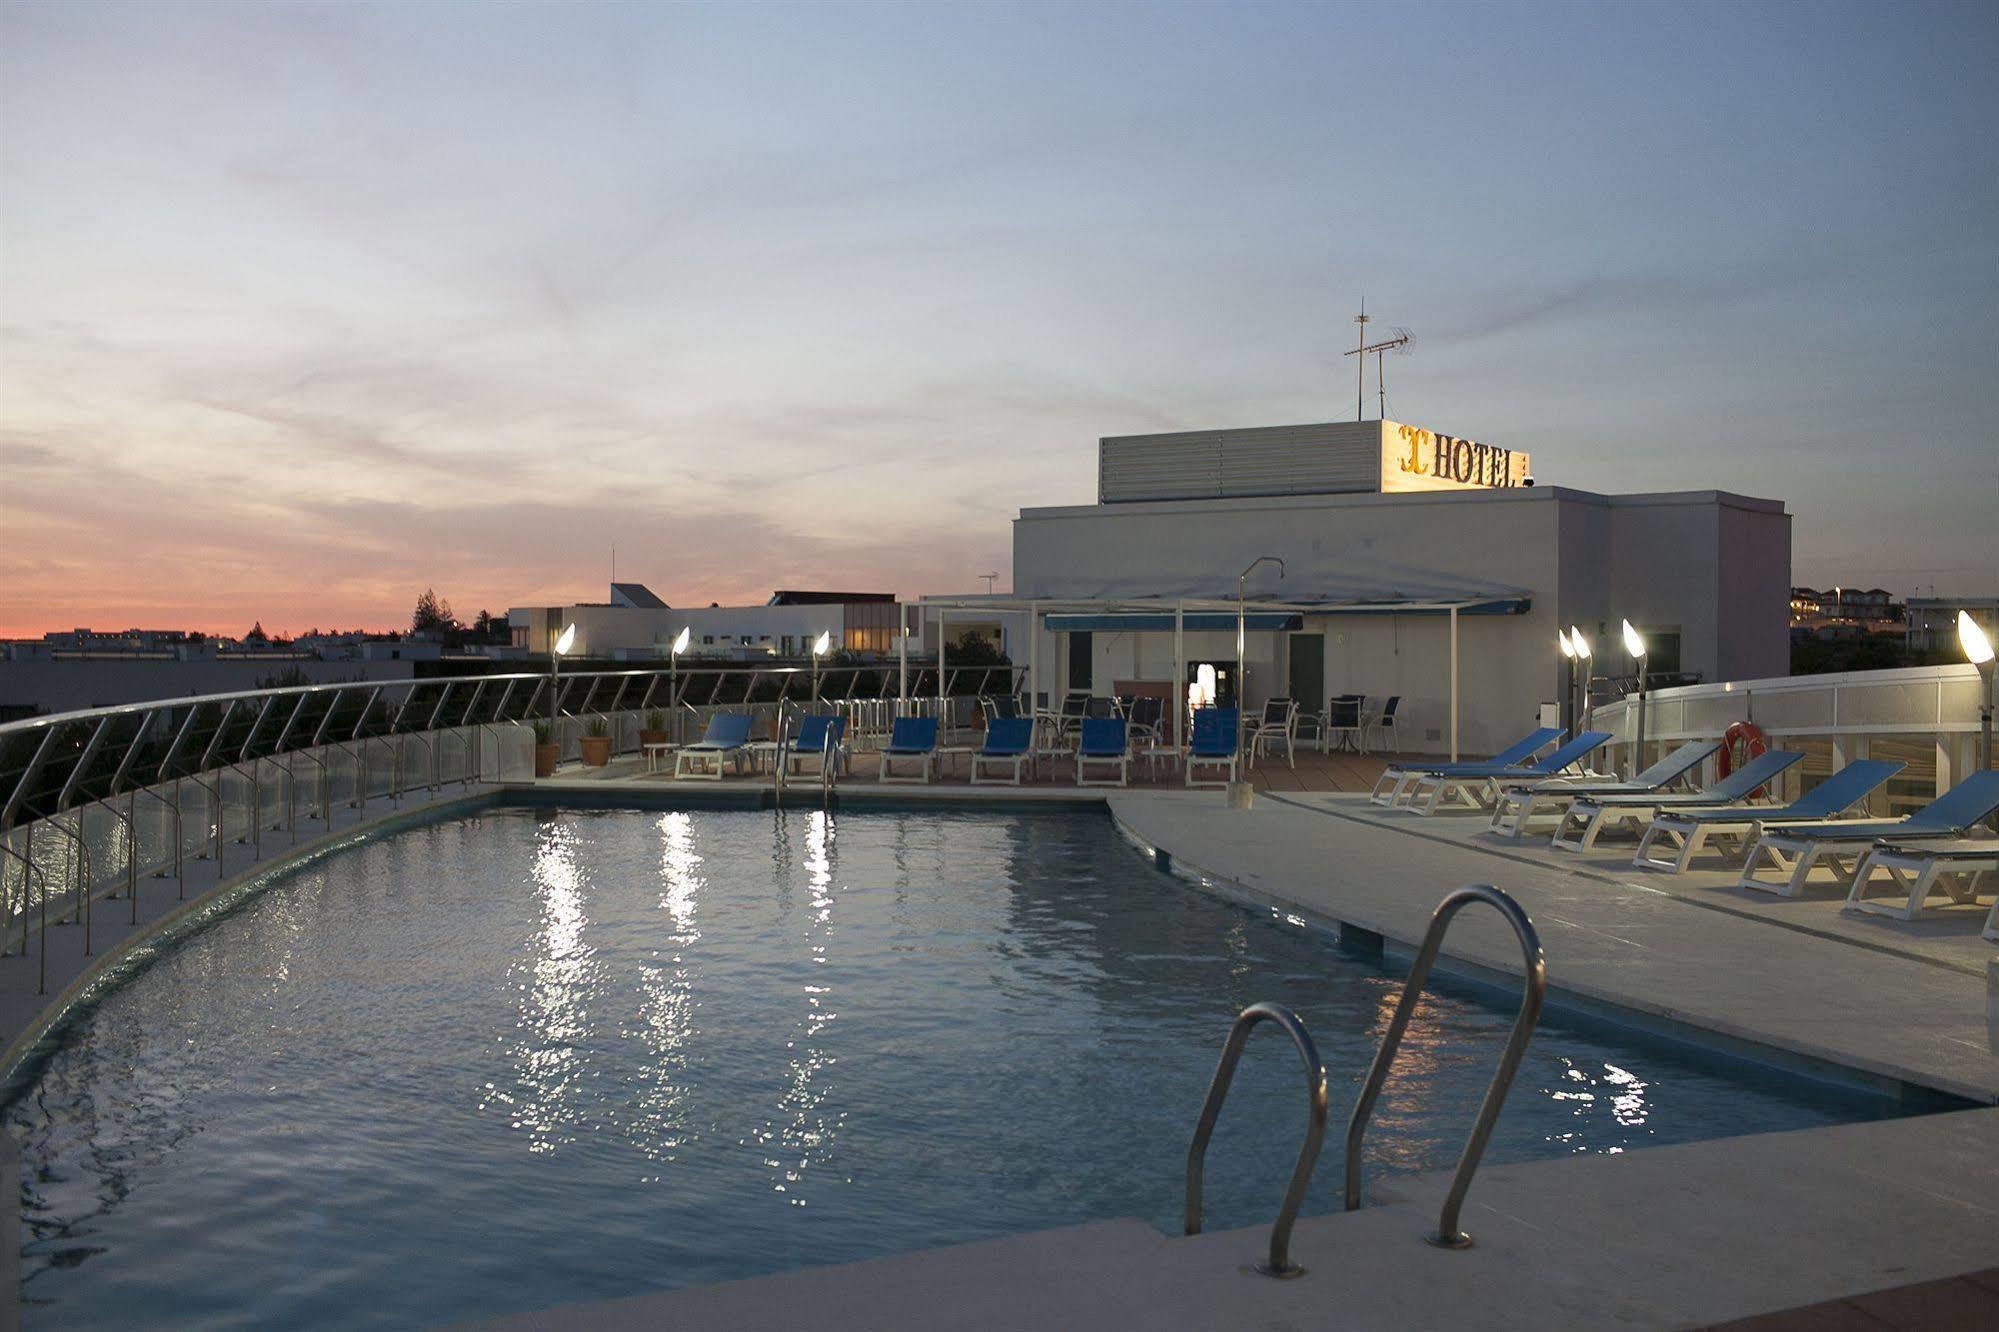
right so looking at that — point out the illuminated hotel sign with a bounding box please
[1379,421,1530,493]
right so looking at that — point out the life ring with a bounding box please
[1719,720,1768,779]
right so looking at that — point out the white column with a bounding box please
[1449,605,1460,762]
[898,602,908,703]
[937,609,947,726]
[1173,600,1185,753]
[1027,600,1039,714]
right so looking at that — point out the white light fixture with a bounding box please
[553,623,577,656]
[1569,626,1592,660]
[813,630,832,657]
[1961,610,1995,666]
[1620,619,1646,660]
[1558,632,1575,659]
[671,626,691,656]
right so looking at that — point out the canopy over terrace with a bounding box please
[909,588,1532,759]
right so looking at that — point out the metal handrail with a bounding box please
[1185,1001,1329,1278]
[1344,884,1545,1249]
[0,839,49,993]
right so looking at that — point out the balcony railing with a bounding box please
[0,662,1026,992]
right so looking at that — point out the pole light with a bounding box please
[550,622,576,750]
[812,629,832,701]
[1558,630,1576,737]
[1569,626,1593,732]
[1621,619,1647,770]
[1960,610,1995,776]
[670,626,690,742]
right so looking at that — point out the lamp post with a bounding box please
[1960,610,1995,776]
[812,629,831,702]
[1558,630,1576,738]
[670,626,690,743]
[1569,625,1593,733]
[1621,619,1648,773]
[550,622,576,753]
[1237,556,1285,715]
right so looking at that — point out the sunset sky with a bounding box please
[2,0,1994,637]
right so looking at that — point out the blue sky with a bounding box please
[2,0,1994,632]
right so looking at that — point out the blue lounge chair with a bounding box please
[1486,740,1720,838]
[1368,728,1564,806]
[1738,770,1999,898]
[1632,758,1903,874]
[970,718,1034,785]
[1076,717,1130,787]
[1185,708,1240,788]
[1844,839,1999,934]
[878,716,939,784]
[1409,732,1614,815]
[780,715,845,779]
[1551,748,1806,852]
[674,713,753,780]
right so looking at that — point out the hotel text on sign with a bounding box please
[1379,421,1531,493]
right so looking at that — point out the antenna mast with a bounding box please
[1343,306,1412,421]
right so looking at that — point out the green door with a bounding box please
[1288,633,1324,712]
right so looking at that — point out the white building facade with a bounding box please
[990,420,1790,757]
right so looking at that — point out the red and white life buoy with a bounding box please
[1719,720,1768,780]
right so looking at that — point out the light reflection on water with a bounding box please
[5,807,1895,1330]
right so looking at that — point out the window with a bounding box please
[781,636,795,655]
[702,635,715,645]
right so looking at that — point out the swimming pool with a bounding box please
[7,804,1904,1328]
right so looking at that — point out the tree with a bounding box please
[244,620,268,643]
[412,588,457,635]
[948,628,1010,666]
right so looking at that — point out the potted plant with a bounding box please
[532,720,559,778]
[580,716,614,767]
[639,707,670,749]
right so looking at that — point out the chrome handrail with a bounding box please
[1185,1001,1329,1278]
[1344,884,1545,1249]
[0,839,49,992]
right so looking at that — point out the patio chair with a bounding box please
[1630,758,1903,874]
[1843,838,1999,935]
[969,717,1034,785]
[1486,739,1719,838]
[674,713,754,780]
[1364,695,1402,754]
[1550,748,1804,853]
[1247,698,1299,769]
[1324,695,1365,753]
[1126,695,1165,746]
[780,715,846,779]
[1736,770,1999,898]
[877,716,940,784]
[1407,731,1614,815]
[1075,717,1131,787]
[1367,727,1563,806]
[982,695,1022,722]
[1185,707,1241,788]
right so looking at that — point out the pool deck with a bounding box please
[6,754,1997,1329]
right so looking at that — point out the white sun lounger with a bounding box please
[1407,731,1613,815]
[1736,771,1999,898]
[1486,740,1718,838]
[1550,748,1804,853]
[1630,758,1902,874]
[1842,838,1999,937]
[1367,728,1562,808]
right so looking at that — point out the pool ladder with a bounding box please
[771,707,841,809]
[1185,883,1546,1275]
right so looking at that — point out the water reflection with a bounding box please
[757,810,844,1205]
[482,817,596,1154]
[627,813,703,1170]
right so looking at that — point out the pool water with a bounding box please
[7,806,1898,1328]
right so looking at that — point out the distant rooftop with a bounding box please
[609,582,669,609]
[767,590,897,606]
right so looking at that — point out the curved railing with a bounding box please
[1345,884,1545,1249]
[0,662,1025,992]
[1185,1001,1330,1278]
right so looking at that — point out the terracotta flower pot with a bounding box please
[580,735,614,767]
[638,729,669,748]
[534,743,560,778]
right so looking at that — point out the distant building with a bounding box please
[1788,586,1904,640]
[1904,596,1999,654]
[507,585,910,660]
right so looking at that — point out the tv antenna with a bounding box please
[979,572,999,595]
[1343,303,1412,420]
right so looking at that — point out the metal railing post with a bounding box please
[1345,884,1545,1249]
